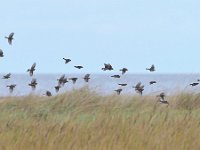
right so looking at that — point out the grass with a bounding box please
[0,88,200,150]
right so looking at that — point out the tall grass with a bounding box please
[0,88,200,150]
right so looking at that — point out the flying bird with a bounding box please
[133,82,144,95]
[146,64,155,72]
[118,83,127,86]
[54,85,61,93]
[0,49,4,57]
[28,78,38,90]
[69,77,78,84]
[63,58,71,64]
[5,32,14,45]
[114,88,122,95]
[157,92,169,104]
[102,63,113,71]
[27,62,36,76]
[149,81,157,85]
[74,66,83,69]
[120,68,128,75]
[45,91,52,97]
[83,74,90,82]
[3,73,11,79]
[57,74,68,86]
[7,84,16,93]
[111,75,120,78]
[190,83,199,86]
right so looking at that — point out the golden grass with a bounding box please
[0,88,200,150]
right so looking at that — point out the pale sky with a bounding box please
[0,0,200,74]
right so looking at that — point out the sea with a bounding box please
[0,73,200,96]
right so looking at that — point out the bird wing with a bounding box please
[135,82,141,88]
[9,32,14,38]
[0,49,3,55]
[31,62,36,70]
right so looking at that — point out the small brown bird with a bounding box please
[74,66,83,69]
[28,78,38,90]
[118,83,127,86]
[149,81,157,85]
[27,62,36,76]
[63,58,71,64]
[0,49,4,57]
[111,75,120,78]
[157,92,169,104]
[7,84,16,93]
[102,63,113,71]
[114,88,122,95]
[83,74,90,82]
[133,82,144,95]
[120,68,128,75]
[69,77,78,84]
[57,74,68,86]
[54,85,61,93]
[45,91,52,97]
[3,73,11,79]
[190,83,199,86]
[146,64,155,72]
[5,32,14,45]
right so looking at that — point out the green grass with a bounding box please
[0,88,200,150]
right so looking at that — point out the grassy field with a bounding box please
[0,88,200,150]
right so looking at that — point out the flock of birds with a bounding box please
[1,32,200,105]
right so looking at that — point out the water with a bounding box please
[0,73,200,96]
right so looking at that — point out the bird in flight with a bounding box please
[114,88,122,95]
[54,85,61,93]
[45,91,52,97]
[120,68,128,75]
[69,77,78,84]
[149,81,157,85]
[157,92,169,104]
[5,32,14,45]
[74,66,83,69]
[83,74,90,82]
[28,78,38,90]
[133,82,144,95]
[27,62,36,76]
[118,83,127,86]
[190,82,199,86]
[63,58,71,64]
[7,84,16,93]
[2,73,11,79]
[111,75,120,78]
[0,49,4,57]
[146,64,155,72]
[102,63,113,71]
[57,74,68,86]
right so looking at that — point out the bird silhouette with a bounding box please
[83,74,90,82]
[0,49,4,57]
[120,68,128,75]
[102,63,113,71]
[69,77,78,84]
[5,32,14,45]
[3,73,11,79]
[54,85,61,93]
[7,84,16,93]
[190,83,199,86]
[133,82,144,95]
[157,92,169,104]
[28,78,38,90]
[27,62,36,76]
[57,74,68,86]
[146,64,155,72]
[45,91,52,96]
[149,81,157,85]
[118,83,127,86]
[74,66,83,69]
[63,58,71,64]
[111,75,120,78]
[114,88,122,95]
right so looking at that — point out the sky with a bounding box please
[0,0,200,74]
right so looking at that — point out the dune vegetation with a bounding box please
[0,88,200,150]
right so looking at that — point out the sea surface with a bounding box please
[0,74,200,96]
